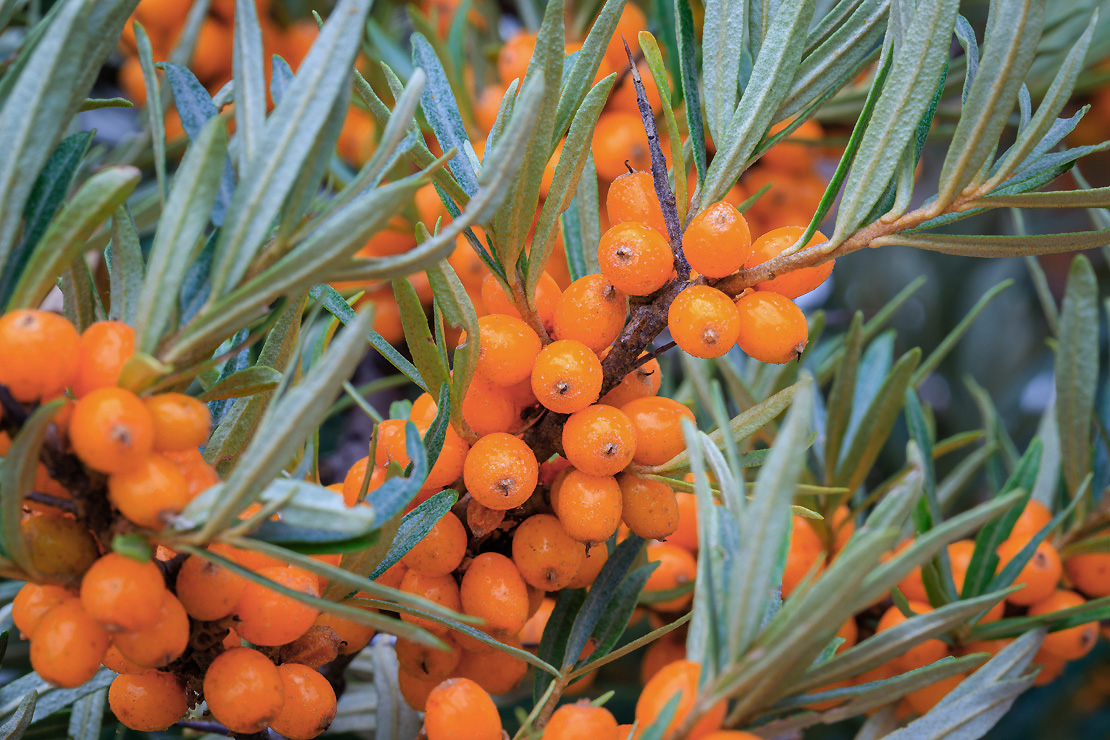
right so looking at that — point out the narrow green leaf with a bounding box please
[825,312,864,482]
[702,0,747,145]
[7,166,139,311]
[232,0,267,172]
[411,33,480,195]
[563,535,647,669]
[66,688,106,740]
[0,690,36,739]
[674,0,705,186]
[394,277,450,396]
[1055,254,1098,500]
[106,205,144,325]
[872,229,1110,258]
[426,262,479,438]
[640,32,687,222]
[553,0,627,140]
[0,401,64,574]
[133,22,166,206]
[197,366,283,402]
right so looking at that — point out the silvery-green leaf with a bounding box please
[702,0,747,144]
[232,0,267,171]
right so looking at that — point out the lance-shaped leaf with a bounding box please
[0,401,64,574]
[107,205,144,325]
[0,690,36,738]
[873,229,1110,257]
[702,0,747,146]
[232,0,267,171]
[426,262,480,439]
[411,33,480,195]
[553,0,626,139]
[1056,255,1098,498]
[7,167,139,311]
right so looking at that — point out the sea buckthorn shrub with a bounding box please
[3,0,1110,739]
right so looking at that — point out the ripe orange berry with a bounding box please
[462,378,519,436]
[745,227,833,298]
[12,583,76,638]
[204,647,285,733]
[0,309,80,401]
[269,663,338,740]
[113,593,190,668]
[602,2,647,68]
[684,202,753,278]
[669,286,742,358]
[904,671,965,715]
[567,540,609,588]
[21,513,99,585]
[1065,551,1110,597]
[512,514,587,591]
[606,170,667,236]
[782,517,825,598]
[545,701,621,740]
[621,396,696,466]
[553,274,628,352]
[593,112,661,181]
[471,314,542,387]
[562,404,637,476]
[641,636,687,684]
[80,553,166,633]
[30,599,111,687]
[425,425,471,489]
[342,457,385,506]
[1011,499,1052,541]
[453,636,529,694]
[598,222,674,296]
[397,669,438,711]
[734,290,809,364]
[645,542,697,612]
[1029,589,1099,660]
[396,635,461,682]
[236,565,321,646]
[997,538,1062,606]
[555,470,623,544]
[480,271,561,334]
[876,601,948,671]
[108,453,189,529]
[402,511,468,576]
[636,660,726,740]
[314,608,376,655]
[463,432,538,510]
[108,671,187,732]
[761,119,824,174]
[498,31,537,84]
[175,553,246,621]
[400,569,463,636]
[425,678,503,740]
[600,354,661,407]
[531,340,604,414]
[73,320,135,398]
[618,473,680,540]
[461,552,530,633]
[609,58,664,114]
[143,393,211,451]
[69,387,155,474]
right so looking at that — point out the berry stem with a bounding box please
[622,39,689,282]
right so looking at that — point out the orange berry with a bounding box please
[609,58,663,115]
[0,309,80,402]
[598,222,674,296]
[69,387,155,474]
[684,202,753,278]
[425,425,471,489]
[425,678,502,740]
[203,647,285,733]
[734,290,809,364]
[498,31,537,84]
[12,583,76,638]
[113,593,190,668]
[109,671,187,732]
[666,491,699,553]
[997,538,1062,606]
[606,170,667,236]
[645,542,697,612]
[21,513,99,585]
[555,470,624,544]
[761,119,824,174]
[602,3,647,69]
[593,112,661,181]
[635,660,726,740]
[462,377,520,436]
[396,635,461,682]
[453,637,529,694]
[411,392,440,425]
[402,511,468,576]
[314,608,376,655]
[191,17,233,83]
[876,601,948,671]
[80,553,166,633]
[512,513,587,591]
[175,552,246,621]
[782,518,825,598]
[164,447,220,499]
[621,396,695,466]
[337,106,375,165]
[1011,499,1052,541]
[1028,589,1099,660]
[567,541,609,588]
[600,353,661,407]
[397,669,438,710]
[903,672,964,716]
[641,636,687,684]
[553,274,628,352]
[235,565,321,646]
[461,552,530,633]
[562,405,637,476]
[480,271,562,334]
[745,227,833,298]
[374,418,408,467]
[342,457,386,506]
[545,701,620,740]
[472,314,542,387]
[669,285,742,358]
[531,340,604,414]
[73,320,135,397]
[30,599,110,687]
[1065,551,1110,597]
[143,392,211,451]
[400,569,462,636]
[463,432,538,510]
[108,453,189,529]
[836,616,859,652]
[618,473,680,540]
[270,663,338,740]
